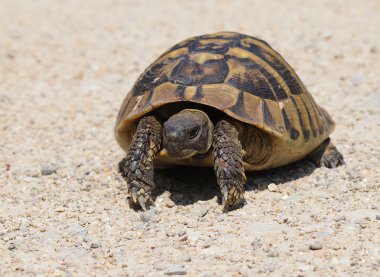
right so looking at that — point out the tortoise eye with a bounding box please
[189,127,199,139]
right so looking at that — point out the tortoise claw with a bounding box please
[338,156,345,165]
[220,185,245,212]
[221,186,229,211]
[138,195,147,211]
[131,187,138,203]
[129,187,151,211]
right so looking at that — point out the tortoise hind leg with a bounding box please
[119,115,162,211]
[213,120,246,211]
[307,138,344,168]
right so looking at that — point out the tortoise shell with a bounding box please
[116,32,335,170]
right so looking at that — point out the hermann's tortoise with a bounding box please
[115,31,344,211]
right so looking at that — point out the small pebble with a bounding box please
[101,182,110,188]
[370,46,378,54]
[83,236,91,243]
[191,206,209,217]
[376,215,380,220]
[267,183,278,192]
[166,231,175,237]
[8,242,16,250]
[178,230,186,236]
[2,234,15,242]
[85,208,95,214]
[81,184,92,192]
[165,199,176,208]
[328,242,341,250]
[179,234,188,242]
[187,230,201,243]
[165,264,186,275]
[281,194,289,200]
[54,206,65,212]
[259,261,275,273]
[333,215,346,222]
[91,242,102,249]
[187,218,198,228]
[41,163,57,175]
[140,209,156,223]
[309,242,323,250]
[267,250,279,257]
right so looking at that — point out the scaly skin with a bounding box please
[120,115,162,210]
[213,120,247,211]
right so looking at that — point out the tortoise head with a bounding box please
[163,109,214,159]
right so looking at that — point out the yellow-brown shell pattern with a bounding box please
[116,32,334,148]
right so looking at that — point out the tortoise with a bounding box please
[115,31,344,211]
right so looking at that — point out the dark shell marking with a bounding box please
[126,32,333,142]
[171,57,229,85]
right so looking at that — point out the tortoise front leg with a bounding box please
[119,115,162,211]
[213,120,246,211]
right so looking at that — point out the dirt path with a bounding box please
[1,0,379,276]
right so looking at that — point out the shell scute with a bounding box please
[170,57,229,86]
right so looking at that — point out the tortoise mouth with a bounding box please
[193,147,213,160]
[165,148,198,159]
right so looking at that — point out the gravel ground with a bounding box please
[1,0,379,276]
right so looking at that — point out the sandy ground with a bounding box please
[1,0,379,276]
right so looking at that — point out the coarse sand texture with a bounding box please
[0,0,379,276]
